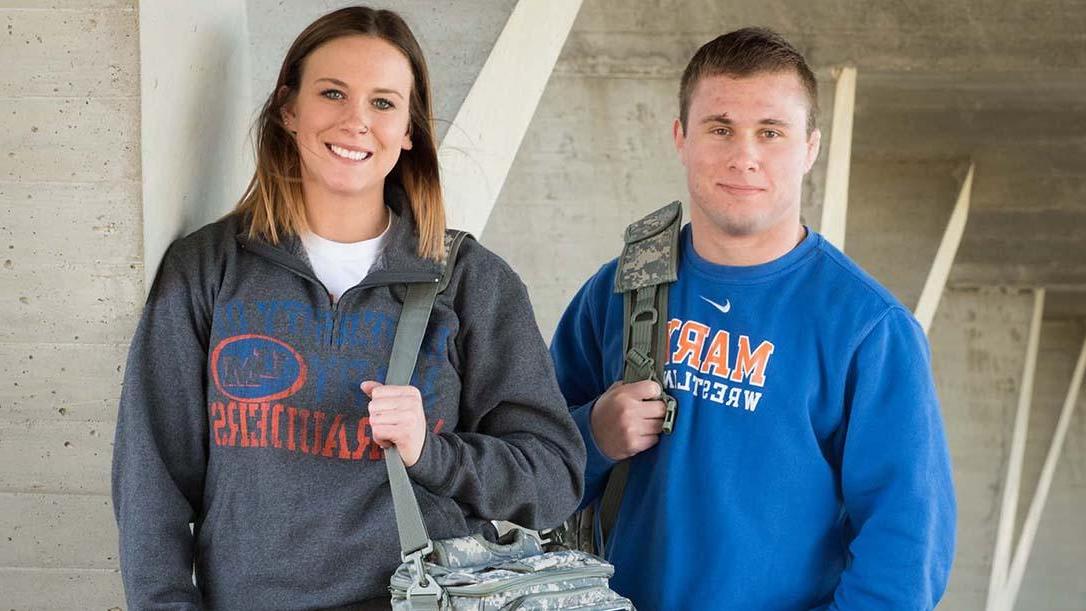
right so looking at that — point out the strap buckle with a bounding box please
[661,393,677,434]
[402,543,442,609]
[401,541,434,585]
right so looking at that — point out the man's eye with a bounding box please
[321,89,345,100]
[373,98,394,110]
[712,128,730,136]
[762,130,782,138]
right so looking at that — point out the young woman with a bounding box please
[111,7,585,609]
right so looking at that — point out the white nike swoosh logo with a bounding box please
[700,295,731,314]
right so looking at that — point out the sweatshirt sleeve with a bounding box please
[404,246,587,530]
[548,266,619,509]
[111,243,213,610]
[829,307,956,609]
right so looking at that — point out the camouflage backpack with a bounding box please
[383,231,633,610]
[551,201,683,558]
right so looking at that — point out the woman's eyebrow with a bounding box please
[314,77,350,88]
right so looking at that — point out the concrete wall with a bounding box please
[0,0,141,607]
[928,290,1086,609]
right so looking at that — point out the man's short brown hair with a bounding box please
[679,27,819,134]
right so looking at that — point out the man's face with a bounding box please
[674,70,820,240]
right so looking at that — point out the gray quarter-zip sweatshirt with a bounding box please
[111,186,586,610]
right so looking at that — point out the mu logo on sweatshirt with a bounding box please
[203,298,450,461]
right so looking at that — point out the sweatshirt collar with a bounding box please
[235,182,443,284]
[682,223,821,283]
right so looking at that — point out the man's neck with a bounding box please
[690,212,806,267]
[302,183,388,243]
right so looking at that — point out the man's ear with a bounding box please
[805,128,822,173]
[673,118,686,158]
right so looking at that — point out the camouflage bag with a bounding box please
[382,231,633,610]
[388,529,632,610]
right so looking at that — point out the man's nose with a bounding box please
[727,139,759,172]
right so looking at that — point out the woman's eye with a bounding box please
[373,98,394,110]
[321,89,345,100]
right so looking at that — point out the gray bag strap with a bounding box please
[596,201,683,554]
[384,230,468,608]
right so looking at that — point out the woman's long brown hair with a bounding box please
[235,6,445,260]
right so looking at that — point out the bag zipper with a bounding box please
[390,566,615,598]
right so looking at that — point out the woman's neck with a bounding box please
[302,184,389,243]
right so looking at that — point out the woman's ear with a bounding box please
[278,86,297,135]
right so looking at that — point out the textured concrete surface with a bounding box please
[0,1,140,605]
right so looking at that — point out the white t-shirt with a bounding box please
[301,215,390,304]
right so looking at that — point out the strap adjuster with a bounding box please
[625,348,654,371]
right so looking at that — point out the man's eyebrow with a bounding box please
[700,114,792,127]
[700,114,732,125]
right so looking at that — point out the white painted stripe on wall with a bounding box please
[439,0,585,237]
[985,288,1044,611]
[915,163,974,334]
[819,65,856,251]
[1001,334,1086,611]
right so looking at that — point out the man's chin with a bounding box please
[703,213,765,238]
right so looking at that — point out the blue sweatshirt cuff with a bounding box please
[571,400,616,491]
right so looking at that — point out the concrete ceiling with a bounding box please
[563,0,1086,318]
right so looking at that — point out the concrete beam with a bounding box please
[139,0,253,288]
[819,65,856,250]
[439,0,584,237]
[986,289,1044,611]
[1002,332,1086,610]
[915,163,973,334]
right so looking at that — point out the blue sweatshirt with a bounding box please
[550,225,956,610]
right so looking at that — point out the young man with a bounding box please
[550,28,956,610]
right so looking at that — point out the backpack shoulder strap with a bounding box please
[593,202,682,556]
[614,200,682,293]
[614,200,682,428]
[438,230,471,293]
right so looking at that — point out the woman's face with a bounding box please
[282,35,414,204]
